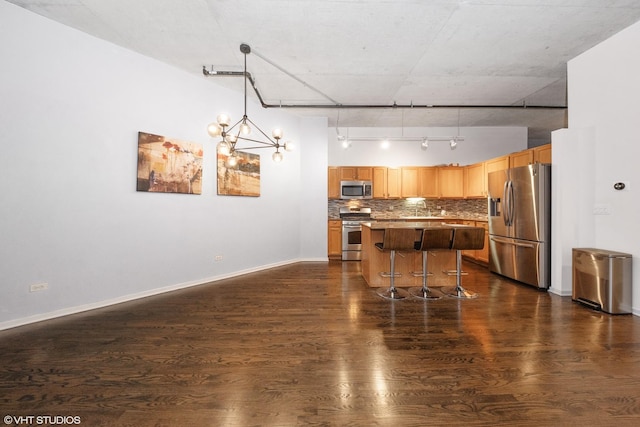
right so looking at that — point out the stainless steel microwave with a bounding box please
[340,180,373,199]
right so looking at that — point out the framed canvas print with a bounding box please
[217,150,260,197]
[137,132,203,194]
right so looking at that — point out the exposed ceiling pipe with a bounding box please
[202,66,567,111]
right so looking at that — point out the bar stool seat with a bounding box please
[409,228,453,300]
[374,228,419,300]
[442,227,485,299]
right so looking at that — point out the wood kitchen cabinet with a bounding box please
[400,167,419,197]
[461,220,477,258]
[418,167,439,198]
[328,220,342,259]
[438,166,463,198]
[460,220,489,264]
[373,167,401,199]
[339,167,373,181]
[485,155,509,175]
[476,221,489,264]
[509,150,534,168]
[463,162,486,198]
[533,144,552,163]
[328,167,340,199]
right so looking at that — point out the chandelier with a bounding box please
[207,44,294,166]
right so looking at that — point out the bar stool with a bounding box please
[442,227,485,299]
[409,228,453,300]
[375,228,418,300]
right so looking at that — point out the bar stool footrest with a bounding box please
[379,272,402,278]
[443,270,469,276]
[410,271,434,277]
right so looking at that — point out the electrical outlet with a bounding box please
[29,282,49,292]
[214,255,224,262]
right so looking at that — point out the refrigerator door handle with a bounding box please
[507,180,515,226]
[490,236,536,249]
[502,180,510,226]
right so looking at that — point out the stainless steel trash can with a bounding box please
[572,248,632,314]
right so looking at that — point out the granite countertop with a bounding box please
[329,215,488,221]
[363,221,481,230]
[371,215,488,222]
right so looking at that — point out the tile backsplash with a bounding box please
[329,198,487,220]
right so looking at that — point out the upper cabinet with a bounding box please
[386,168,401,198]
[485,155,510,175]
[509,144,552,168]
[464,162,486,198]
[533,144,552,164]
[400,167,419,198]
[372,167,401,199]
[418,167,439,198]
[509,150,534,168]
[339,167,372,181]
[438,166,464,198]
[328,167,340,199]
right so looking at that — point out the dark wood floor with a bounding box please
[2,261,640,426]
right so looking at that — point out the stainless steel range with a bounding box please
[339,207,372,261]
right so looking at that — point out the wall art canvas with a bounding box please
[217,150,260,197]
[137,132,203,194]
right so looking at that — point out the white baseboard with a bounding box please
[0,258,317,331]
[548,286,572,297]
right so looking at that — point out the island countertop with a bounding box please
[362,221,475,230]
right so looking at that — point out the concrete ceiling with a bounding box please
[8,0,640,143]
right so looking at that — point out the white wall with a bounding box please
[0,2,327,329]
[300,117,330,257]
[328,126,527,166]
[552,20,640,315]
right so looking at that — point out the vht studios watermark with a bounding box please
[4,415,81,425]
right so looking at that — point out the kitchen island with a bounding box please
[361,221,467,288]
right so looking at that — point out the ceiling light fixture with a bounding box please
[341,135,463,149]
[207,44,294,166]
[336,110,351,149]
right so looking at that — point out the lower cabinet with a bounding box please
[460,220,489,265]
[328,220,342,259]
[476,222,489,264]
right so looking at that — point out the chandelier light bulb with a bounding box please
[284,141,295,152]
[217,114,230,126]
[240,121,251,135]
[217,141,230,156]
[207,122,222,138]
[272,151,284,162]
[272,128,283,139]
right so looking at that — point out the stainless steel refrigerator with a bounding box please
[487,163,551,289]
